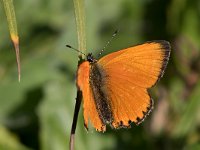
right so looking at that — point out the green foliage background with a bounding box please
[0,0,200,150]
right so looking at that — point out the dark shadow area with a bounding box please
[143,0,171,40]
[6,87,43,150]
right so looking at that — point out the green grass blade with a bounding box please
[73,0,86,58]
[2,0,21,82]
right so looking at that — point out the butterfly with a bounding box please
[74,40,170,132]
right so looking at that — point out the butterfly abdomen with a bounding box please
[89,63,113,124]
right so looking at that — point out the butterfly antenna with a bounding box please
[66,45,86,56]
[98,29,119,58]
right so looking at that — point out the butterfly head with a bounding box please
[87,53,97,63]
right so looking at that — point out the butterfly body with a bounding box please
[77,40,171,132]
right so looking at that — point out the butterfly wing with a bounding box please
[98,41,170,127]
[107,79,153,127]
[77,61,106,131]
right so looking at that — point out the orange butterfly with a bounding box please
[75,40,170,132]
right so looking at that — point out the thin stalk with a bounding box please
[69,0,86,149]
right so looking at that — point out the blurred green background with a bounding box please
[0,0,200,150]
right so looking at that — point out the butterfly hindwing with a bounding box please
[105,74,153,128]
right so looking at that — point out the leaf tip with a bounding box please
[11,34,21,82]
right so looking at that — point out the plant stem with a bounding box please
[69,0,86,149]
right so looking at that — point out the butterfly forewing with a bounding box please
[98,41,170,88]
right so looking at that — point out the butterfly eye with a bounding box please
[87,53,96,63]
